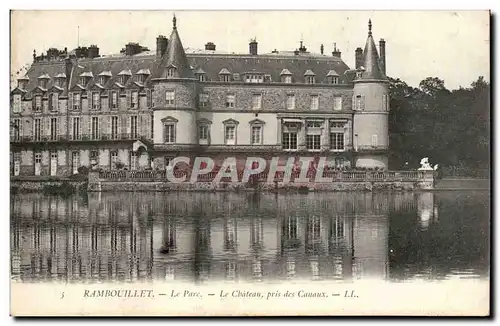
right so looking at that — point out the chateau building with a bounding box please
[10,16,390,177]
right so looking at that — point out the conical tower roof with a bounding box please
[359,19,386,81]
[157,15,195,79]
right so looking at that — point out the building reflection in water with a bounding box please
[11,191,462,284]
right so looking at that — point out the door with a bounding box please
[14,160,20,176]
[50,152,58,176]
[72,151,80,174]
[34,153,42,176]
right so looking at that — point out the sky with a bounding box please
[10,10,490,89]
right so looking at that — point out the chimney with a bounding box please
[156,35,168,57]
[379,39,386,75]
[65,56,73,91]
[88,45,100,59]
[249,38,258,55]
[355,47,363,69]
[205,42,216,51]
[320,44,324,55]
[332,42,341,58]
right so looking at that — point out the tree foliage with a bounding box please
[388,76,490,176]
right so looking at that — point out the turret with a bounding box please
[151,14,198,148]
[352,19,390,169]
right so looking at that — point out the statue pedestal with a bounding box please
[417,170,435,190]
[87,171,102,192]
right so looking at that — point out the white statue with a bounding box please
[418,157,434,171]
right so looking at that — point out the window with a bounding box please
[110,151,118,169]
[79,77,88,87]
[34,95,42,112]
[164,124,175,143]
[371,135,378,147]
[130,152,138,171]
[251,126,262,145]
[330,132,345,151]
[282,131,298,150]
[306,135,321,150]
[111,91,118,110]
[354,95,363,111]
[334,97,343,111]
[164,157,172,167]
[199,125,209,141]
[118,75,127,85]
[310,95,319,110]
[73,93,81,110]
[50,93,58,111]
[165,91,175,105]
[12,95,21,113]
[50,118,58,141]
[111,116,119,139]
[221,75,230,82]
[246,74,263,83]
[92,92,100,110]
[91,117,99,140]
[131,90,139,109]
[167,67,176,78]
[306,76,315,84]
[33,118,41,141]
[12,119,20,141]
[199,93,209,108]
[286,94,295,110]
[99,76,106,86]
[136,74,146,84]
[328,76,339,84]
[130,116,138,138]
[226,94,235,108]
[72,117,80,140]
[383,94,389,111]
[225,125,236,145]
[197,74,206,82]
[356,71,363,79]
[146,89,152,108]
[282,75,292,84]
[252,94,262,110]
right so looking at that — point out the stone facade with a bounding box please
[10,18,390,177]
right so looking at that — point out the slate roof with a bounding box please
[16,17,357,98]
[357,19,386,81]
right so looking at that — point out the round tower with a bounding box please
[152,14,198,146]
[352,19,390,169]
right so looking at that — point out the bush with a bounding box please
[78,166,89,175]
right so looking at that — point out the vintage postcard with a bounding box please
[9,10,490,316]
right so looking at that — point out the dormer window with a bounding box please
[54,73,66,88]
[219,68,231,82]
[167,66,176,78]
[326,70,339,84]
[356,67,365,79]
[79,72,93,88]
[38,74,50,89]
[117,70,131,85]
[194,67,207,82]
[135,69,150,84]
[280,69,292,83]
[136,74,146,84]
[17,77,29,90]
[198,74,206,82]
[304,70,316,84]
[98,71,112,86]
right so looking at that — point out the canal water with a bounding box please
[10,191,490,284]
